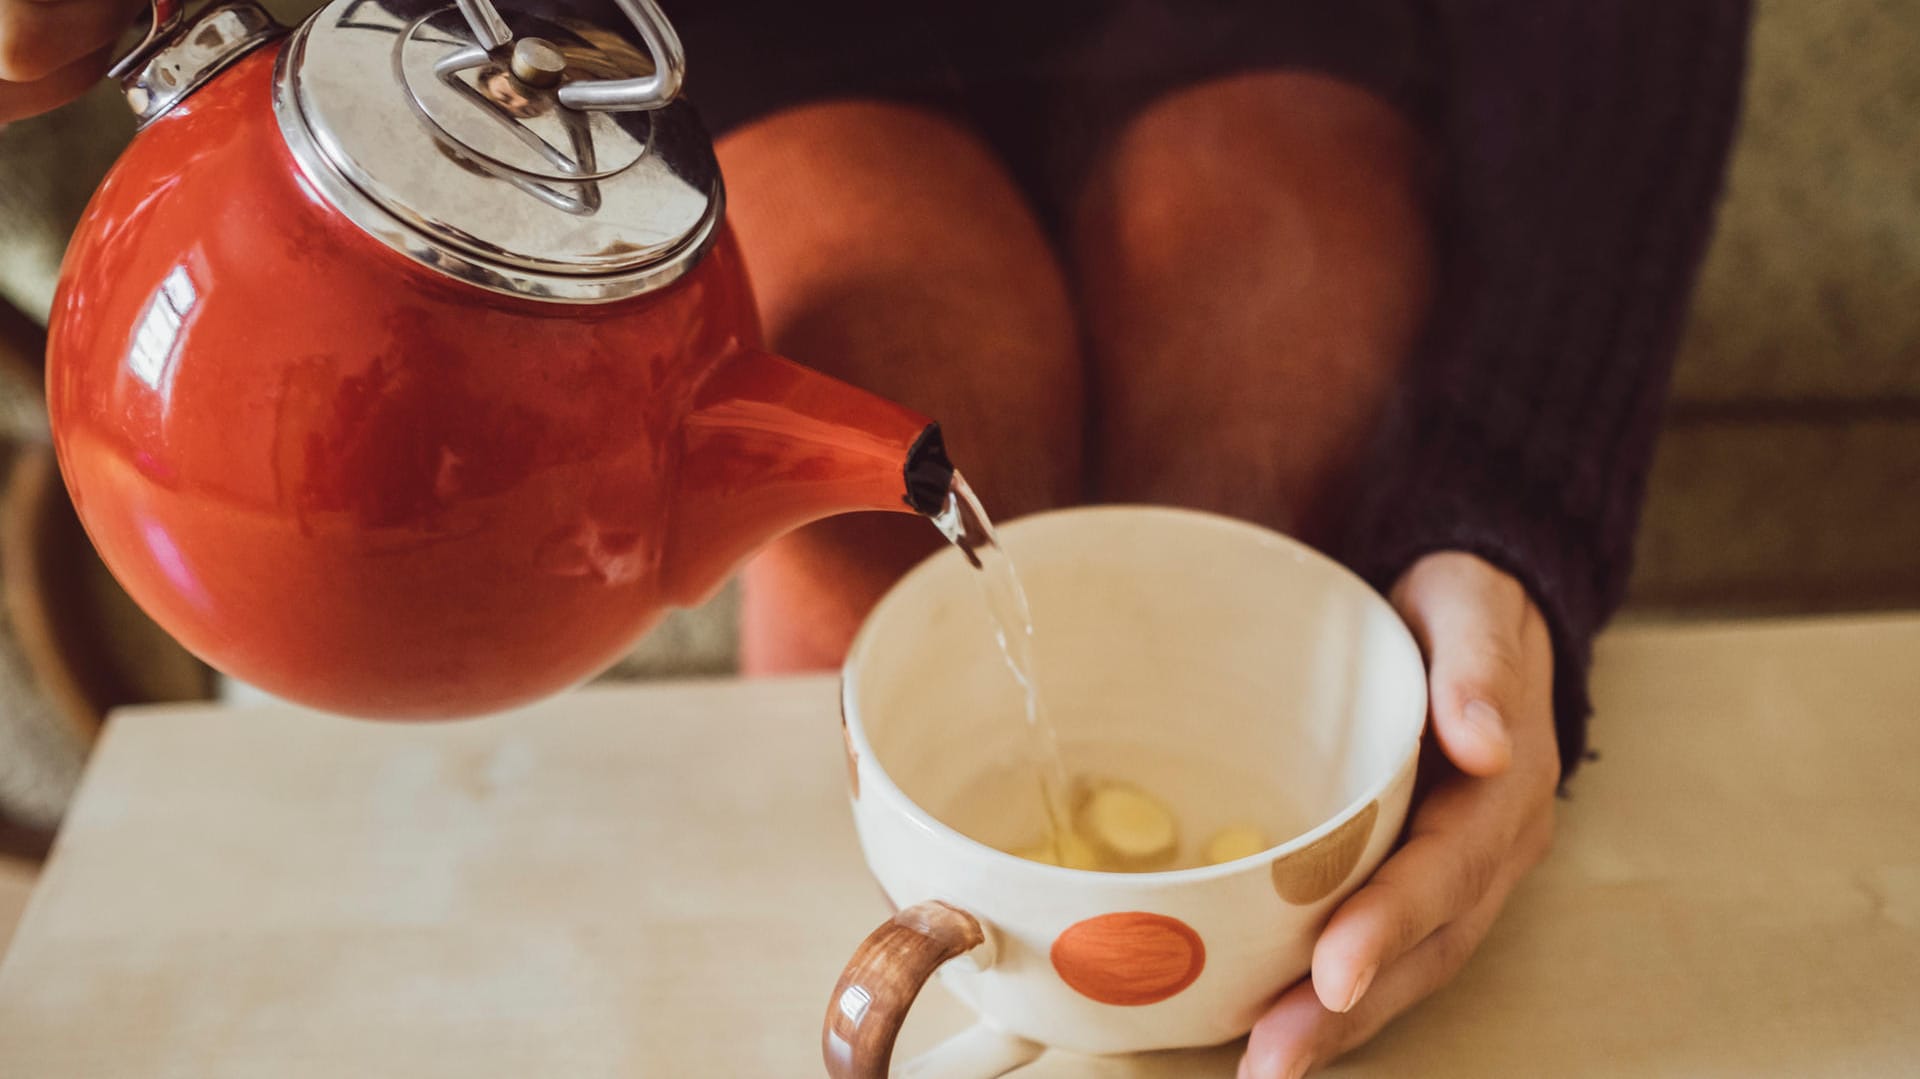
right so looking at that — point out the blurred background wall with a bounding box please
[1,0,1916,843]
[1630,0,1920,615]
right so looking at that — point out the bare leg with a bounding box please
[720,103,1084,674]
[1073,71,1434,542]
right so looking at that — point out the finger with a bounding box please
[0,0,138,83]
[1243,820,1539,1078]
[1244,892,1498,1077]
[1305,770,1531,1012]
[1393,560,1531,777]
[1238,979,1325,1079]
[0,41,109,121]
[1306,815,1548,1066]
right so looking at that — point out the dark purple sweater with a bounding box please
[1340,2,1753,779]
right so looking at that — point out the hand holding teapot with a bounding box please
[0,0,140,121]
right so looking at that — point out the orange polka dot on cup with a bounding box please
[1049,912,1206,1006]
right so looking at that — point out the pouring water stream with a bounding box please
[929,473,1076,861]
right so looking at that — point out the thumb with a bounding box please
[1241,979,1334,1079]
[1392,554,1527,778]
[0,45,115,124]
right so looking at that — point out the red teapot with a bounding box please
[46,0,954,717]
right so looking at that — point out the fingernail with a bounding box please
[1464,699,1511,750]
[1340,963,1378,1013]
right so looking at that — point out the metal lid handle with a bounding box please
[109,0,282,126]
[453,0,512,50]
[452,0,684,112]
[107,0,185,80]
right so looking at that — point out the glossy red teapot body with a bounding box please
[48,0,950,717]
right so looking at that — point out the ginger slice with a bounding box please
[1074,780,1179,871]
[1204,824,1270,865]
[1012,830,1102,870]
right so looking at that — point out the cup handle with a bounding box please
[824,901,1045,1078]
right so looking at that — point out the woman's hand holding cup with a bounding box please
[1243,552,1562,1078]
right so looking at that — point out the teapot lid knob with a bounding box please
[510,38,567,88]
[451,0,686,113]
[272,0,722,304]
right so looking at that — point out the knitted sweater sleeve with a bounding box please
[1341,1,1753,779]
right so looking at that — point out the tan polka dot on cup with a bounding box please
[1272,801,1379,905]
[1050,911,1207,1006]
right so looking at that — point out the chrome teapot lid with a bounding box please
[272,0,722,302]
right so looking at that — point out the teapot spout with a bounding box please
[663,349,953,605]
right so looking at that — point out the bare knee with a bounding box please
[719,99,1082,511]
[722,102,1084,673]
[720,102,1059,304]
[1076,70,1433,347]
[1074,71,1435,531]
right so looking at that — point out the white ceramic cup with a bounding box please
[826,506,1427,1077]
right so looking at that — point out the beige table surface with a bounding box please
[2,614,1917,1077]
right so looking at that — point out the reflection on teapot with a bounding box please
[46,0,955,717]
